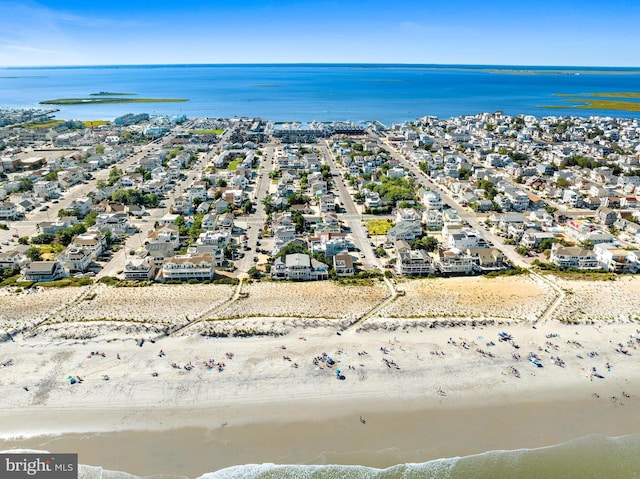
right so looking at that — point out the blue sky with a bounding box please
[1,0,639,67]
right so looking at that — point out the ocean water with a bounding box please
[2,64,640,124]
[6,434,640,479]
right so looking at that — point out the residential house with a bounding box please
[549,245,600,269]
[520,230,556,250]
[395,240,433,276]
[270,253,329,281]
[124,256,157,281]
[57,246,92,273]
[273,225,297,253]
[160,213,180,225]
[95,213,130,236]
[319,193,336,213]
[161,254,215,281]
[196,230,231,248]
[219,213,235,231]
[145,241,175,266]
[72,232,106,258]
[21,260,66,282]
[201,213,218,231]
[309,232,350,258]
[423,190,443,211]
[593,244,635,273]
[0,247,27,271]
[422,209,443,231]
[333,252,355,276]
[33,180,58,199]
[466,248,508,272]
[213,197,229,214]
[68,197,93,218]
[147,224,180,250]
[433,248,475,275]
[0,201,19,220]
[595,206,618,226]
[447,229,487,250]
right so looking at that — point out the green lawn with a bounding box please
[190,129,224,135]
[22,120,64,129]
[366,219,394,235]
[83,120,111,127]
[227,159,241,170]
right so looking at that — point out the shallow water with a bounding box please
[2,64,640,123]
[6,434,640,479]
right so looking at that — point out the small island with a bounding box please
[90,92,136,96]
[543,91,640,112]
[40,97,189,105]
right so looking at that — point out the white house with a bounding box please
[270,253,329,281]
[161,254,215,281]
[124,257,156,281]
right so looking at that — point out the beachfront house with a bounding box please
[433,248,475,275]
[549,245,600,270]
[161,254,215,281]
[71,232,107,259]
[270,253,329,281]
[21,260,67,282]
[124,256,157,281]
[395,241,433,276]
[332,252,355,276]
[57,246,93,273]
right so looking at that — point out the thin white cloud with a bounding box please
[399,21,426,33]
[1,44,61,55]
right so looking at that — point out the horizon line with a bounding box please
[2,62,640,70]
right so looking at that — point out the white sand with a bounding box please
[0,276,639,445]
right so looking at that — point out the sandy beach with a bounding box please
[1,275,640,477]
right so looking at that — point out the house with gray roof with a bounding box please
[270,253,329,281]
[22,260,66,282]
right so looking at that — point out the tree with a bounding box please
[537,238,554,252]
[320,164,331,181]
[275,242,309,259]
[95,144,105,154]
[44,170,60,182]
[26,247,42,261]
[31,233,55,244]
[556,177,570,188]
[57,223,87,246]
[247,266,261,279]
[579,239,594,250]
[18,178,33,192]
[108,167,123,186]
[58,209,76,218]
[262,195,274,215]
[410,236,439,252]
[18,236,29,245]
[291,210,305,234]
[84,210,98,227]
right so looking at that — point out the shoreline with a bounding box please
[1,277,640,477]
[1,321,639,477]
[2,393,638,478]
